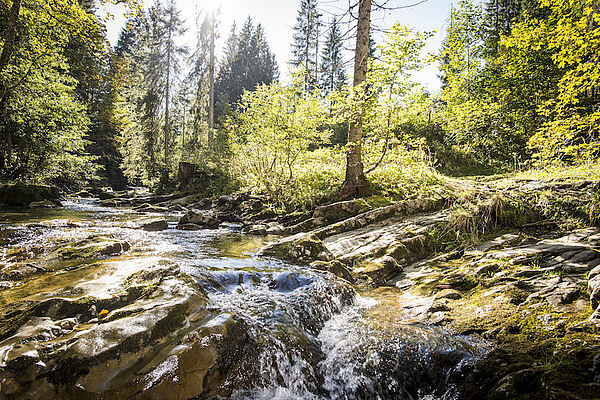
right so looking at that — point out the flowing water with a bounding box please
[0,199,488,399]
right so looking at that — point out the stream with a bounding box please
[0,199,488,399]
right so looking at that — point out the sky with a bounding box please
[104,0,457,93]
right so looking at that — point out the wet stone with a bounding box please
[435,289,462,300]
[141,219,169,232]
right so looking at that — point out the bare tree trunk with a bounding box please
[341,0,371,197]
[208,13,215,146]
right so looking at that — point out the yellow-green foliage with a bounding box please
[513,160,600,181]
[367,148,444,200]
[226,82,335,209]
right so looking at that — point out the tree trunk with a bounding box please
[208,13,215,146]
[0,0,21,77]
[341,0,371,197]
[0,0,20,174]
[164,7,173,174]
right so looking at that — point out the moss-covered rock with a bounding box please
[55,236,131,260]
[259,233,333,264]
[0,183,61,207]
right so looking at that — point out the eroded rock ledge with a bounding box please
[255,178,600,399]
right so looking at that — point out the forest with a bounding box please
[2,1,600,399]
[1,0,598,208]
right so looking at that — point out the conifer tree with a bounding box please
[320,17,346,95]
[290,0,322,91]
[215,17,278,117]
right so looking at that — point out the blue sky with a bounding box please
[105,0,459,93]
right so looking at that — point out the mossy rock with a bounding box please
[0,182,61,207]
[259,233,333,264]
[55,236,131,260]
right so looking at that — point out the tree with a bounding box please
[320,17,347,96]
[290,0,322,92]
[208,10,217,145]
[342,0,372,196]
[215,17,278,118]
[0,0,136,183]
[228,81,329,206]
[160,0,186,176]
[528,0,600,161]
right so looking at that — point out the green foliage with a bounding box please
[227,82,334,209]
[0,0,136,186]
[290,0,321,91]
[215,17,279,119]
[118,0,187,186]
[530,0,600,161]
[320,17,346,96]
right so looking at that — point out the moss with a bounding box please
[362,195,393,211]
[55,236,130,260]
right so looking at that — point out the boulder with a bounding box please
[353,256,402,286]
[179,210,220,229]
[55,236,131,260]
[141,219,169,232]
[0,183,61,207]
[177,223,202,231]
[245,224,267,236]
[266,223,286,235]
[133,203,169,213]
[259,233,333,264]
[29,199,62,208]
[312,198,369,224]
[310,260,354,282]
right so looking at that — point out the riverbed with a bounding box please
[0,199,487,399]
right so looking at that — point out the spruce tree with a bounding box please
[215,17,278,116]
[290,0,322,91]
[320,17,346,95]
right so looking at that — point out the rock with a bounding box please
[29,199,62,208]
[177,223,202,231]
[259,233,333,264]
[313,199,369,224]
[56,236,131,260]
[168,204,188,212]
[100,198,120,207]
[72,189,93,198]
[133,203,169,213]
[96,190,116,200]
[491,368,542,398]
[354,256,402,285]
[179,210,220,229]
[544,283,580,307]
[436,289,462,300]
[1,377,20,395]
[141,219,168,232]
[589,265,600,280]
[428,299,452,313]
[266,223,286,235]
[245,224,267,236]
[0,263,45,281]
[310,260,354,282]
[589,275,600,309]
[217,211,242,223]
[0,183,61,207]
[474,262,501,275]
[216,194,243,209]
